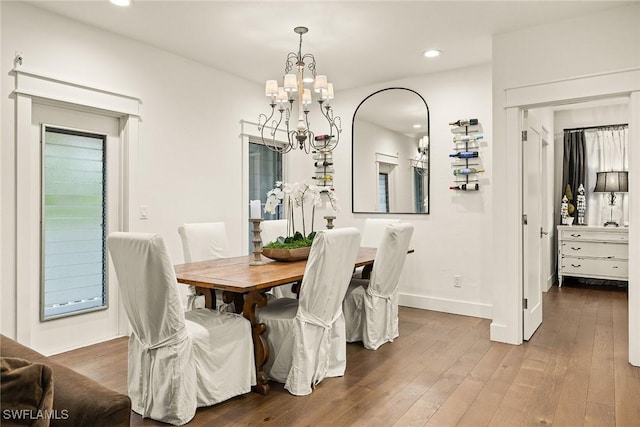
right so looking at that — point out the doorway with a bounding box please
[522,96,634,355]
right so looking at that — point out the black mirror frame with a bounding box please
[351,87,430,214]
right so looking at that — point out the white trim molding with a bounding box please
[399,292,493,320]
[12,68,141,345]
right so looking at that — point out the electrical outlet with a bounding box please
[454,275,462,288]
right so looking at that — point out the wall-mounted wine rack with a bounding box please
[449,119,484,192]
[312,135,334,188]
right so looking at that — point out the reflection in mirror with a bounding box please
[352,88,430,214]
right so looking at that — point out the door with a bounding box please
[523,111,544,340]
[30,102,125,353]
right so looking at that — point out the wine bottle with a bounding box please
[450,183,480,191]
[453,134,484,142]
[453,167,485,176]
[449,151,479,158]
[449,118,478,127]
[314,160,333,167]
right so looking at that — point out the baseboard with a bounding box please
[398,292,492,319]
[490,321,521,345]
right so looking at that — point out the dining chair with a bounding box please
[107,232,255,425]
[178,222,230,311]
[261,219,298,299]
[343,222,414,350]
[353,218,401,279]
[256,227,361,396]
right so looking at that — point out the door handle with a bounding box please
[540,227,548,238]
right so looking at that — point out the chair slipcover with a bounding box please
[107,232,255,425]
[261,219,298,299]
[178,222,229,311]
[256,227,361,396]
[361,218,401,247]
[352,218,401,279]
[343,222,414,350]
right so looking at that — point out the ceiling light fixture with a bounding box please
[109,0,131,6]
[422,49,442,58]
[258,26,342,154]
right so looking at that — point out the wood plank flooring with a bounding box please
[49,284,640,426]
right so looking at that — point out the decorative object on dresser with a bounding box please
[576,184,586,225]
[557,225,628,287]
[593,171,628,227]
[449,118,484,192]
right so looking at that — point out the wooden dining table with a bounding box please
[174,246,378,395]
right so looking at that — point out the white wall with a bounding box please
[1,2,264,348]
[492,4,640,347]
[333,64,494,319]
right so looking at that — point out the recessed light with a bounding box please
[110,0,131,6]
[423,49,442,58]
[413,124,422,129]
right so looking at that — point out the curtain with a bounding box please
[584,126,629,226]
[561,130,586,223]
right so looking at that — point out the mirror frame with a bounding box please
[351,87,430,214]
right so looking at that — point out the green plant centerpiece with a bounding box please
[262,181,338,261]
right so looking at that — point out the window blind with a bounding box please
[42,127,107,319]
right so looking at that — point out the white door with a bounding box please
[30,102,125,354]
[523,111,544,340]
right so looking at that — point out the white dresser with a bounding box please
[557,225,628,287]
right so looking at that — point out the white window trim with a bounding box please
[13,67,141,345]
[239,120,289,255]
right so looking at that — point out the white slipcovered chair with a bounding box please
[107,232,255,425]
[261,219,298,299]
[361,218,401,247]
[178,222,229,311]
[353,218,401,279]
[256,227,361,396]
[343,222,414,350]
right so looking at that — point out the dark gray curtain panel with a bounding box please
[561,130,586,221]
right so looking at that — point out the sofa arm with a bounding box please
[0,335,131,427]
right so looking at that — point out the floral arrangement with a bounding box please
[263,181,339,248]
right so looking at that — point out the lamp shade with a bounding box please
[593,171,628,193]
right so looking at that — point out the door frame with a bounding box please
[13,67,141,352]
[493,68,639,366]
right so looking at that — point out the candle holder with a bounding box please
[249,219,266,266]
[324,215,336,229]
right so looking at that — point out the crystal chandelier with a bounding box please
[258,26,342,154]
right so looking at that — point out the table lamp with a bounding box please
[593,171,628,227]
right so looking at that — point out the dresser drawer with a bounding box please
[561,257,628,279]
[561,241,628,260]
[560,229,628,242]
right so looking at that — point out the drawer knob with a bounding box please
[571,264,581,268]
[613,266,619,269]
[571,247,581,251]
[571,234,581,237]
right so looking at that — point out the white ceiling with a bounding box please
[27,0,634,91]
[25,0,635,137]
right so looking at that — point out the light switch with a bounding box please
[139,206,149,220]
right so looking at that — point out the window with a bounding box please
[248,142,283,247]
[414,168,426,213]
[378,172,390,212]
[41,126,107,320]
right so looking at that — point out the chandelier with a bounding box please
[258,26,342,154]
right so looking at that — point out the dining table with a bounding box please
[174,246,379,395]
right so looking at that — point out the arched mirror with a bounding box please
[352,87,430,214]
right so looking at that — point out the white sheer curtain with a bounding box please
[584,127,629,226]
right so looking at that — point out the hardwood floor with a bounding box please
[49,284,640,426]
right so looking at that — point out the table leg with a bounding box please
[195,286,215,309]
[240,290,270,395]
[361,264,373,280]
